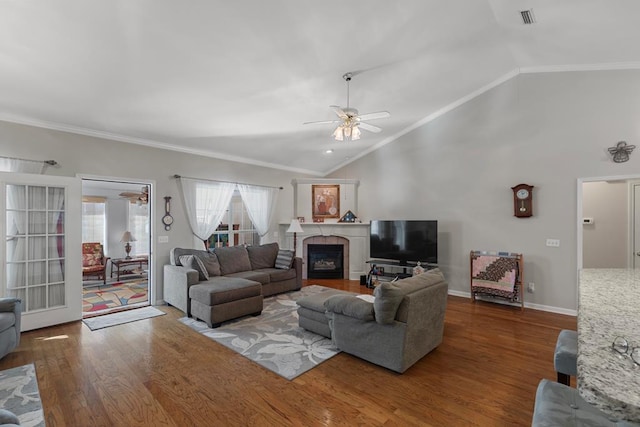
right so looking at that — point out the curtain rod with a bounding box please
[0,156,57,166]
[173,174,283,190]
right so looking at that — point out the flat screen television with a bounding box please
[369,220,438,265]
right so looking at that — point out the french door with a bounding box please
[1,172,81,331]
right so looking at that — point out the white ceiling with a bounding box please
[2,0,640,176]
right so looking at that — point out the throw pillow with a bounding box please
[275,249,294,269]
[199,253,221,277]
[178,255,210,281]
[0,299,16,312]
[373,281,404,325]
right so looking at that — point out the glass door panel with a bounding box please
[1,173,81,331]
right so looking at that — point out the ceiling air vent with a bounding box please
[520,9,536,25]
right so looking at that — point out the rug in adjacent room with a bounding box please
[179,285,341,380]
[0,363,45,426]
[83,306,165,330]
[82,280,148,313]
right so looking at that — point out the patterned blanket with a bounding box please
[471,254,518,300]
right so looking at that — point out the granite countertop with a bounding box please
[578,269,640,423]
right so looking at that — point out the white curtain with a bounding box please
[237,184,279,240]
[179,178,235,244]
[48,187,65,307]
[0,158,45,174]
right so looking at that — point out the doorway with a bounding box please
[81,178,153,317]
[579,175,640,270]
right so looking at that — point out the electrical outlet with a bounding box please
[546,239,560,247]
[528,282,535,293]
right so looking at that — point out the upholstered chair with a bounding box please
[0,298,21,360]
[82,242,110,284]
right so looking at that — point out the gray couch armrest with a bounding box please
[163,265,200,315]
[324,295,374,321]
[293,257,302,289]
[0,298,21,346]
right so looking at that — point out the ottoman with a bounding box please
[297,289,350,338]
[189,278,263,328]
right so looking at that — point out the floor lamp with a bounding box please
[286,219,304,257]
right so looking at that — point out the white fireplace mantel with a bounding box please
[279,222,369,280]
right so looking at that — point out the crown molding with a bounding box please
[0,114,324,177]
[519,61,640,74]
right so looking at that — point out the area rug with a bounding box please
[83,306,165,330]
[0,363,45,427]
[179,285,340,380]
[82,280,148,313]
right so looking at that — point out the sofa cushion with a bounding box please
[225,271,271,285]
[275,249,294,269]
[373,282,405,324]
[254,267,296,282]
[324,294,375,321]
[82,253,102,267]
[179,255,209,281]
[214,246,252,275]
[247,243,279,270]
[189,278,261,306]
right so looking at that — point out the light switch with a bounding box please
[546,239,560,247]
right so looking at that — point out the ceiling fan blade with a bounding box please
[330,105,348,119]
[359,122,382,133]
[358,111,391,121]
[303,119,342,125]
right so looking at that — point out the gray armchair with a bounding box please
[0,298,21,359]
[324,269,448,373]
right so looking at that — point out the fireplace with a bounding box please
[307,244,344,279]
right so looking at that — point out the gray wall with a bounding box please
[4,69,640,312]
[329,70,640,312]
[582,181,628,268]
[0,121,308,303]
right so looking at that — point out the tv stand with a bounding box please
[365,259,437,286]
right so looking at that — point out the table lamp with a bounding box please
[120,231,136,259]
[286,219,304,257]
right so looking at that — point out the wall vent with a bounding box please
[520,9,536,25]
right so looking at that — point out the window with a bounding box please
[82,200,105,244]
[208,192,259,248]
[128,202,150,256]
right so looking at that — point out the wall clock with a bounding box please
[511,184,534,218]
[162,196,174,230]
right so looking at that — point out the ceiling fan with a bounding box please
[304,72,390,141]
[119,186,149,204]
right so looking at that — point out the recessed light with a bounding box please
[325,149,334,154]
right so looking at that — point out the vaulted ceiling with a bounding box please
[2,1,639,176]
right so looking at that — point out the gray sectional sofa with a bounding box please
[163,242,302,318]
[297,269,448,373]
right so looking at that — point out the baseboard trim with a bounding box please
[447,290,577,316]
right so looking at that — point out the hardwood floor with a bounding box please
[0,279,576,426]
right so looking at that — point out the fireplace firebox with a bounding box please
[307,244,344,279]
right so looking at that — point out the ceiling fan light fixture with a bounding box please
[351,125,361,140]
[333,126,344,141]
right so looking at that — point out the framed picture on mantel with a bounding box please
[312,184,340,220]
